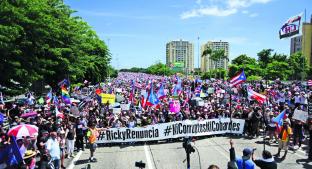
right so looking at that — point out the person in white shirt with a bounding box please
[46,132,60,169]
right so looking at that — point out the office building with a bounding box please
[201,41,229,72]
[302,16,312,65]
[290,35,302,55]
[166,39,194,73]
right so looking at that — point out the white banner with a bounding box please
[96,118,245,143]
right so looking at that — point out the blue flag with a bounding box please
[147,83,159,106]
[0,136,23,166]
[157,83,166,99]
[272,110,286,126]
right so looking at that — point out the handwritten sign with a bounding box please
[293,109,308,122]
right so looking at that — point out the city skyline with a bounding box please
[65,0,312,69]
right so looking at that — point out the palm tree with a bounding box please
[210,49,228,79]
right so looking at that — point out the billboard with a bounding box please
[172,62,184,72]
[279,13,302,39]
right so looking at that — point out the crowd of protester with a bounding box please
[0,72,312,169]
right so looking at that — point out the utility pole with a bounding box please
[197,36,200,75]
[107,38,111,80]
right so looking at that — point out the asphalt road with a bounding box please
[72,136,312,169]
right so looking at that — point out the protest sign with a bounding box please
[208,88,214,94]
[197,100,204,106]
[113,108,121,114]
[121,104,130,111]
[293,109,308,122]
[115,88,122,93]
[170,100,180,113]
[96,118,245,143]
[101,94,115,104]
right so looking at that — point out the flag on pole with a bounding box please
[230,70,246,87]
[53,96,59,106]
[46,90,52,105]
[307,80,312,86]
[272,110,287,126]
[0,92,4,105]
[0,136,23,167]
[61,86,71,104]
[247,89,267,104]
[58,79,70,87]
[157,83,166,99]
[146,83,160,106]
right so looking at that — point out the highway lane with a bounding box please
[73,136,311,169]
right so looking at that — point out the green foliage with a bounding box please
[288,52,309,80]
[247,75,262,81]
[0,0,110,95]
[231,54,256,65]
[119,62,174,76]
[146,62,174,76]
[257,49,273,68]
[265,61,292,80]
[202,68,226,79]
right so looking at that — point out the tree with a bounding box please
[288,52,309,80]
[265,61,292,80]
[209,49,228,78]
[0,0,111,95]
[257,49,273,68]
[201,47,212,57]
[231,54,256,65]
[146,62,173,76]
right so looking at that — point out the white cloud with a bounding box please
[242,10,249,14]
[249,13,259,17]
[181,6,237,19]
[181,0,272,19]
[228,0,272,8]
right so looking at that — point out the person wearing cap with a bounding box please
[275,118,292,158]
[252,150,277,169]
[228,139,255,169]
[46,132,60,169]
[86,122,106,162]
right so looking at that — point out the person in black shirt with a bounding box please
[252,150,277,169]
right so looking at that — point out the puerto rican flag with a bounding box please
[307,80,312,86]
[247,89,267,104]
[230,70,246,87]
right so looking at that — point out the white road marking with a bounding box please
[68,150,83,169]
[144,144,154,169]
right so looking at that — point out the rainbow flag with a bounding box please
[61,86,71,104]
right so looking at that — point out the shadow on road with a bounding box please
[296,159,312,169]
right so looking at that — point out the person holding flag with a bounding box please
[274,118,292,158]
[86,122,106,162]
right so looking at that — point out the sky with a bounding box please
[64,0,312,69]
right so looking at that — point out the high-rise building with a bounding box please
[290,15,312,66]
[290,35,302,55]
[166,39,194,73]
[302,16,312,65]
[201,41,229,72]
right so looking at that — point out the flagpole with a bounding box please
[262,103,266,151]
[229,91,232,136]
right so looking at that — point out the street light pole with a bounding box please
[197,36,200,75]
